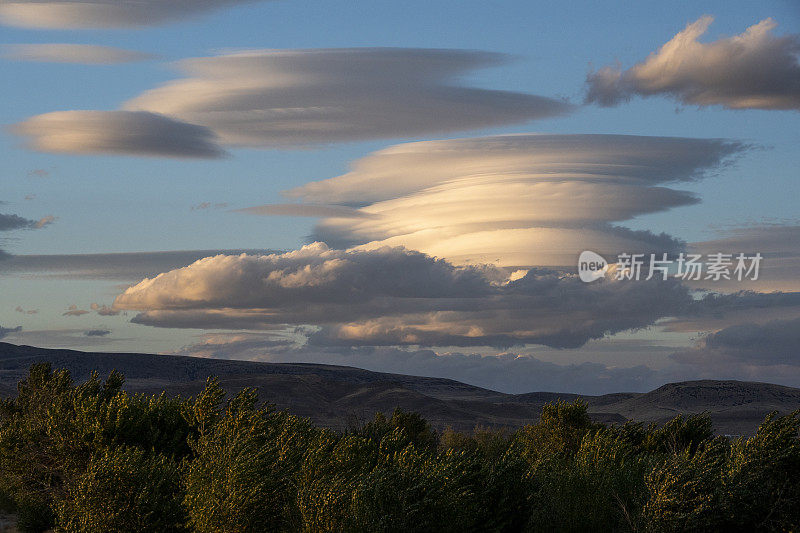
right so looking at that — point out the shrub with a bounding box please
[56,446,186,533]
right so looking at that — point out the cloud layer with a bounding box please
[2,44,156,64]
[114,243,692,349]
[586,17,800,110]
[673,318,800,368]
[12,110,226,159]
[0,0,264,29]
[281,134,743,266]
[0,248,277,281]
[688,224,800,292]
[13,49,571,157]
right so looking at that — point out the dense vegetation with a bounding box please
[1,364,798,532]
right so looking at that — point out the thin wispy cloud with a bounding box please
[83,328,111,337]
[0,248,277,281]
[0,0,269,29]
[62,304,89,317]
[2,44,156,64]
[586,16,800,110]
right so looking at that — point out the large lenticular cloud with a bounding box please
[13,49,572,157]
[276,134,745,266]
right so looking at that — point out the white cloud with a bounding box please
[586,16,800,110]
[114,243,693,349]
[283,134,743,266]
[12,110,226,159]
[0,0,266,29]
[2,44,156,64]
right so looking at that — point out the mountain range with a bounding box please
[2,342,799,435]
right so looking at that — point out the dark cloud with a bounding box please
[673,318,800,367]
[0,0,268,29]
[83,328,111,337]
[0,213,40,231]
[586,17,800,110]
[0,212,54,259]
[0,325,22,339]
[12,110,227,159]
[173,334,660,395]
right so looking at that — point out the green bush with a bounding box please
[184,386,316,532]
[56,446,186,533]
[2,365,799,532]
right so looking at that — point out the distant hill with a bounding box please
[2,342,799,435]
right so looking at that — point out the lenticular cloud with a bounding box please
[279,134,744,267]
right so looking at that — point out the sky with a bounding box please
[1,0,799,394]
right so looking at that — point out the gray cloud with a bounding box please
[0,248,277,281]
[83,328,111,337]
[586,16,800,110]
[14,49,571,156]
[12,110,227,159]
[0,212,54,256]
[0,0,267,29]
[122,48,572,147]
[0,325,22,339]
[673,318,800,367]
[667,290,800,333]
[3,44,156,64]
[124,48,571,148]
[0,213,40,231]
[173,333,661,395]
[115,243,693,349]
[688,224,800,292]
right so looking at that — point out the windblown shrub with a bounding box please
[56,446,186,533]
[184,384,317,532]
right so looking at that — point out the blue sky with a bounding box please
[1,0,799,393]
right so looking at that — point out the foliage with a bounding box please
[1,364,799,532]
